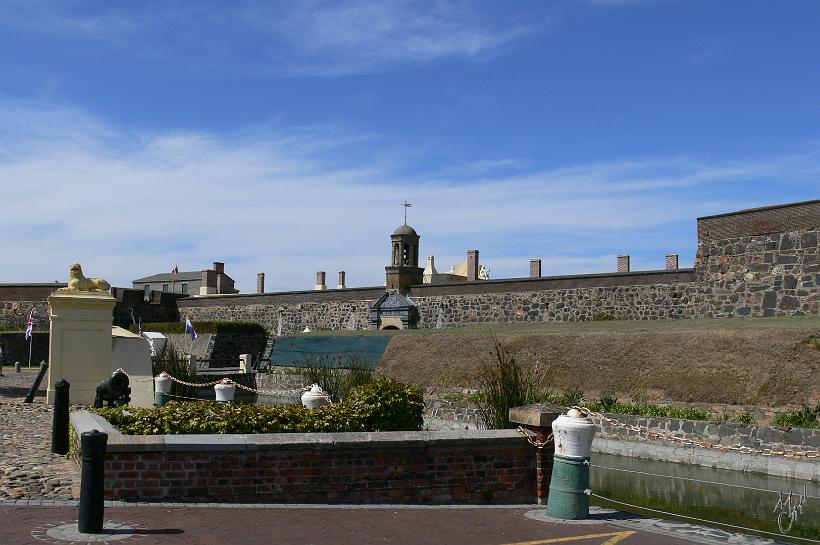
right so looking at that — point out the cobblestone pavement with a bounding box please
[0,371,80,501]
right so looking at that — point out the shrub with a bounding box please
[584,400,711,421]
[475,338,550,429]
[773,403,820,429]
[597,392,618,413]
[348,379,424,432]
[150,343,198,399]
[560,387,586,406]
[297,354,375,403]
[93,379,423,434]
[734,411,756,425]
[128,321,267,336]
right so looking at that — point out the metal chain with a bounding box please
[111,368,154,383]
[116,369,320,398]
[517,426,554,449]
[572,406,819,459]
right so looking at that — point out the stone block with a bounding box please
[779,295,800,310]
[762,291,778,309]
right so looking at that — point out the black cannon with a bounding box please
[93,371,130,408]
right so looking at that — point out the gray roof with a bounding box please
[392,224,418,237]
[133,271,202,283]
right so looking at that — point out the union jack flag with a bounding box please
[24,308,36,340]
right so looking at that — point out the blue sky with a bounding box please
[1,1,819,292]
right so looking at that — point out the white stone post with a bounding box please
[47,291,116,405]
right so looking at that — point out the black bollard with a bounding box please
[24,361,49,403]
[15,361,21,373]
[78,429,108,534]
[51,380,70,455]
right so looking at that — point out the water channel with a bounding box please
[589,452,819,544]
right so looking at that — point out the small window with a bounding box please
[162,284,169,292]
[143,285,150,296]
[181,283,188,294]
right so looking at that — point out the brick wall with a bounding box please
[72,413,535,504]
[697,199,820,246]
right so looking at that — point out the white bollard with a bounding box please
[214,378,236,403]
[154,372,172,394]
[154,372,173,406]
[301,384,330,408]
[551,408,596,457]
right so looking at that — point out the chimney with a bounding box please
[665,253,679,271]
[256,272,265,294]
[617,255,630,273]
[315,271,327,291]
[337,271,346,289]
[530,259,542,278]
[213,261,225,275]
[467,250,479,281]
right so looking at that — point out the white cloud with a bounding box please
[0,1,546,76]
[0,102,817,292]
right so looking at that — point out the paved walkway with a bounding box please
[1,504,783,545]
[0,371,80,502]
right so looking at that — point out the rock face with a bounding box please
[694,228,819,318]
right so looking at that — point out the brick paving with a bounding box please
[1,505,733,545]
[0,371,80,502]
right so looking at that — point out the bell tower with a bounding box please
[385,224,423,293]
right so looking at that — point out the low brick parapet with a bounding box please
[70,412,536,504]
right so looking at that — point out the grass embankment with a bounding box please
[374,316,820,408]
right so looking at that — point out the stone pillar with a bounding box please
[256,272,265,293]
[47,292,116,405]
[617,255,630,273]
[665,253,679,271]
[530,259,542,278]
[314,271,327,291]
[467,250,479,281]
[337,271,346,289]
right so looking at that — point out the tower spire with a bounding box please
[403,201,412,225]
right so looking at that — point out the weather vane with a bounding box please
[403,201,412,225]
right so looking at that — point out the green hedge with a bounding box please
[93,379,423,434]
[127,320,267,336]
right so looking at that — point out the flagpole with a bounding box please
[28,333,33,369]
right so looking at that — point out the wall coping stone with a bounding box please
[509,404,564,428]
[70,411,526,453]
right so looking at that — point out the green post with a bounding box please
[546,454,590,519]
[545,408,596,520]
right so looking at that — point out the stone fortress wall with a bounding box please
[176,200,820,331]
[1,200,818,333]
